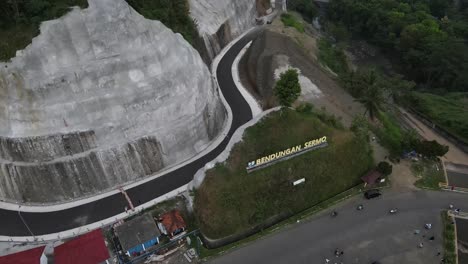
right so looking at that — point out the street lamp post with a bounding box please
[18,206,35,238]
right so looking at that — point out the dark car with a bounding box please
[364,189,381,199]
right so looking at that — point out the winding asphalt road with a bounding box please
[212,190,468,264]
[0,30,260,237]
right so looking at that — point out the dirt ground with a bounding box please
[391,160,419,192]
[240,12,365,127]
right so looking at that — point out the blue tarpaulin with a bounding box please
[127,237,159,256]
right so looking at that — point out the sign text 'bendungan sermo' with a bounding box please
[246,136,328,171]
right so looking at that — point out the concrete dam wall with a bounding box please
[189,0,258,60]
[0,0,226,203]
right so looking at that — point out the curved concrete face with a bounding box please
[0,0,226,203]
[189,0,257,60]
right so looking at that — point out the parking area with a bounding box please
[445,162,468,189]
[456,217,468,264]
[211,190,468,264]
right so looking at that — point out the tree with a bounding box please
[274,69,301,108]
[377,161,393,176]
[415,140,449,158]
[353,70,386,120]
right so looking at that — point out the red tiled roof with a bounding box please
[361,169,382,185]
[160,210,186,235]
[54,229,109,264]
[0,246,45,264]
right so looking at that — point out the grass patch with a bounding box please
[318,38,349,76]
[194,109,373,239]
[441,211,457,264]
[413,159,446,190]
[281,13,305,33]
[198,184,364,260]
[408,92,468,144]
[371,111,405,157]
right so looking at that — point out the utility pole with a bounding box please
[18,206,35,238]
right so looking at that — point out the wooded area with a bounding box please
[327,0,468,93]
[322,0,468,147]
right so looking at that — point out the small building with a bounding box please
[0,246,47,264]
[115,213,161,257]
[54,229,110,264]
[361,169,383,187]
[157,210,187,239]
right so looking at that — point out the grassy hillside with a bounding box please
[194,109,374,239]
[409,92,468,144]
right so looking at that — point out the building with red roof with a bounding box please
[0,246,47,264]
[54,229,110,264]
[158,210,187,239]
[361,169,383,187]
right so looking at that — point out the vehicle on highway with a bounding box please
[364,189,381,199]
[389,208,398,214]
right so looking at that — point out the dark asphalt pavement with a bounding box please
[211,190,468,264]
[0,29,261,237]
[446,162,468,189]
[447,171,468,189]
[456,218,468,264]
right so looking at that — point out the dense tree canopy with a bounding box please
[327,0,468,92]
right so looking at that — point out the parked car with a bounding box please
[364,189,381,199]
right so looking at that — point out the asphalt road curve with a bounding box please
[0,31,259,237]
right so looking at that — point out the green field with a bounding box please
[194,109,374,239]
[409,92,468,144]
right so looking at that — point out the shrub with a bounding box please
[274,68,301,107]
[281,13,305,33]
[376,161,392,176]
[296,102,314,113]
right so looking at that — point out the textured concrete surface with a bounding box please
[0,28,259,238]
[211,190,468,264]
[0,0,226,203]
[189,0,257,60]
